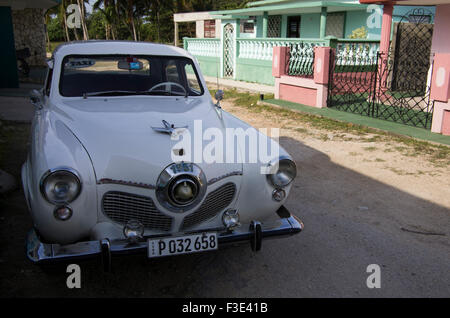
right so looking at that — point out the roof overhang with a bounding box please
[0,0,61,10]
[212,1,369,17]
[174,11,217,23]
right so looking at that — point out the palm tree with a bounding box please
[93,0,118,40]
[117,0,137,41]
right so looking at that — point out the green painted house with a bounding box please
[179,0,434,85]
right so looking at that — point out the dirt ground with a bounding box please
[0,96,449,297]
[223,100,450,212]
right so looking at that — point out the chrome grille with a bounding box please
[181,183,236,230]
[102,191,173,232]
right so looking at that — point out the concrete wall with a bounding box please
[12,8,46,66]
[196,56,221,78]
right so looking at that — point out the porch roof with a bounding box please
[211,1,369,17]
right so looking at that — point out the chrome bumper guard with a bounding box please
[26,206,303,269]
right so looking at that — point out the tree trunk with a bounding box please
[131,18,137,41]
[77,0,89,40]
[62,2,70,42]
[157,10,160,43]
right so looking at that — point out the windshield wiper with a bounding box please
[83,90,142,98]
[83,90,187,98]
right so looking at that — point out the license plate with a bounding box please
[147,232,218,258]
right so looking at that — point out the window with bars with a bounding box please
[240,17,256,33]
[268,15,282,38]
[204,20,216,38]
[326,12,345,38]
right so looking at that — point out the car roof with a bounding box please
[52,40,192,59]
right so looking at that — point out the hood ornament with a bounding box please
[152,120,188,136]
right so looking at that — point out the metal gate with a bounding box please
[328,9,435,129]
[223,23,234,78]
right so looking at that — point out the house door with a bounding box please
[287,16,301,38]
[223,23,234,78]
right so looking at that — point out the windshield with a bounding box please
[59,55,204,97]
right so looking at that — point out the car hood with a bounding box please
[52,96,243,185]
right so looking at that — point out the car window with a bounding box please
[59,55,204,97]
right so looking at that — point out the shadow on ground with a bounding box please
[0,123,449,297]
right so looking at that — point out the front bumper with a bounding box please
[26,207,303,269]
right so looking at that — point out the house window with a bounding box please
[204,20,216,38]
[287,16,301,38]
[241,17,256,33]
[268,15,282,37]
[326,12,345,38]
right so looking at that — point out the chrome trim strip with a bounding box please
[97,178,156,190]
[207,171,243,186]
[26,208,303,264]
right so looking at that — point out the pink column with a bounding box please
[378,3,394,90]
[431,53,450,102]
[430,53,450,134]
[379,3,394,58]
[314,46,332,85]
[272,46,290,78]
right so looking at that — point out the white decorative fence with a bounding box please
[335,40,380,65]
[183,38,220,58]
[183,36,380,83]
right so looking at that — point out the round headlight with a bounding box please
[267,158,297,188]
[40,169,81,204]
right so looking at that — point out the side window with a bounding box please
[185,64,201,94]
[45,68,53,96]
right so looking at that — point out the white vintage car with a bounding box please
[23,41,303,270]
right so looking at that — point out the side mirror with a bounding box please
[30,89,43,109]
[215,90,224,102]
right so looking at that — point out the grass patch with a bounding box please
[363,146,377,152]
